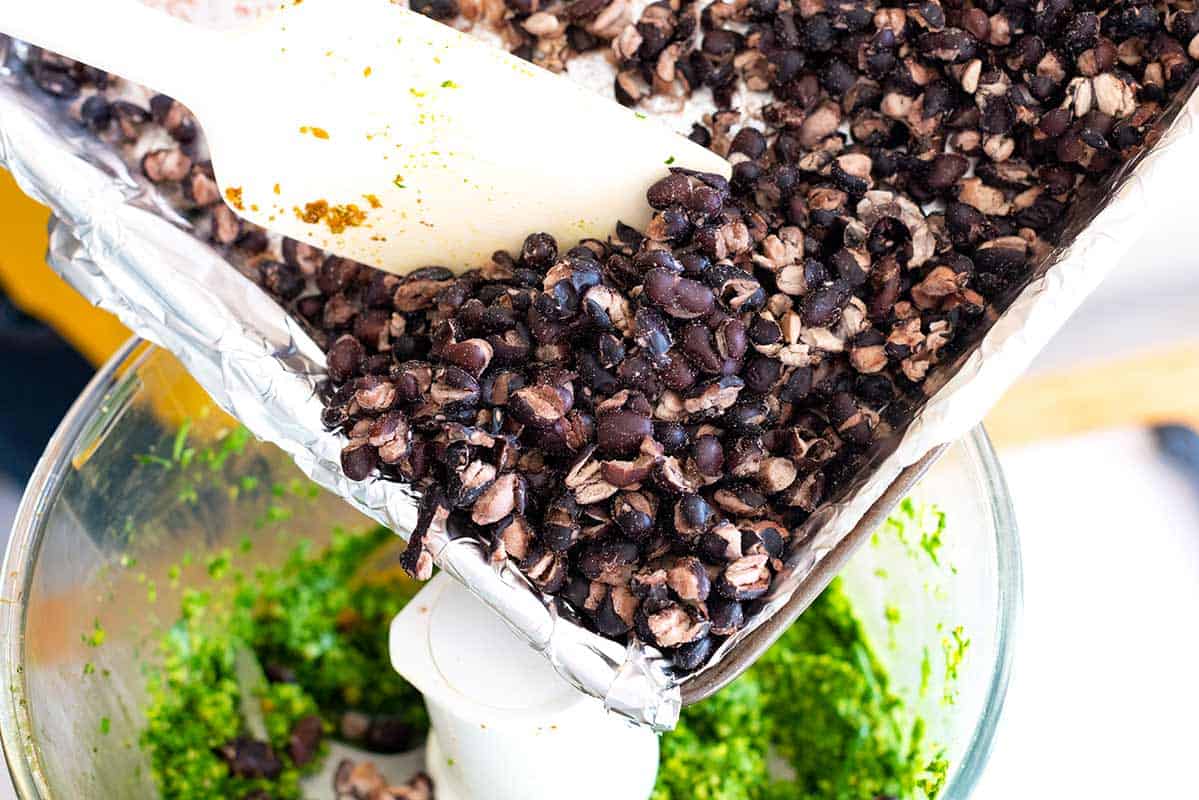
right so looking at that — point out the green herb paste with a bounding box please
[140,524,948,800]
[140,528,424,799]
[655,581,947,800]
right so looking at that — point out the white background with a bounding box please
[977,429,1199,798]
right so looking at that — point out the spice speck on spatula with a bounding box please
[1,0,730,274]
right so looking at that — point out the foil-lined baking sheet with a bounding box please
[1,10,1197,730]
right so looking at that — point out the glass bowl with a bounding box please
[0,340,1021,798]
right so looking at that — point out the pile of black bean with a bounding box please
[9,44,274,267]
[8,0,1199,669]
[285,0,1199,668]
[306,172,911,669]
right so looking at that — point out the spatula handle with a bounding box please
[0,0,216,107]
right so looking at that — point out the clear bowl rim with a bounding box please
[0,338,1022,799]
[941,423,1023,799]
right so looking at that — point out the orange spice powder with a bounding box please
[224,186,244,211]
[295,200,368,234]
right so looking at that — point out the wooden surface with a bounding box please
[986,341,1199,447]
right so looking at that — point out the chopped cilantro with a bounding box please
[141,528,426,800]
[171,419,192,463]
[207,552,232,580]
[134,419,953,800]
[134,453,173,470]
[941,626,970,705]
[656,577,949,800]
[919,507,947,565]
[84,620,106,648]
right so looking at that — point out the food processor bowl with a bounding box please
[1,340,1020,799]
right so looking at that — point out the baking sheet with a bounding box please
[2,11,1198,729]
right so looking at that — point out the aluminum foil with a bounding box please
[2,22,1198,731]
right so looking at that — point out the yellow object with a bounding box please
[0,170,227,432]
[0,169,129,365]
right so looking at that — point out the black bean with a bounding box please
[520,232,558,271]
[259,261,305,301]
[708,597,745,635]
[79,95,111,132]
[216,738,282,780]
[923,153,969,191]
[366,716,417,753]
[30,64,78,98]
[410,0,459,18]
[654,421,689,454]
[730,127,768,159]
[691,435,724,477]
[327,335,365,383]
[341,441,378,481]
[781,366,814,402]
[800,280,852,327]
[743,356,781,393]
[673,635,714,670]
[597,408,653,456]
[288,715,323,767]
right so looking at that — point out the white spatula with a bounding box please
[1,0,730,274]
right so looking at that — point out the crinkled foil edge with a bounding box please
[2,41,1197,729]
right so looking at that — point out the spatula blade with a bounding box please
[202,0,729,274]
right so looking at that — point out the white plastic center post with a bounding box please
[390,573,660,800]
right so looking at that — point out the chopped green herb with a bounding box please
[440,79,459,88]
[171,419,192,463]
[140,528,426,800]
[133,433,953,800]
[941,626,970,705]
[100,717,111,735]
[134,453,173,470]
[665,155,676,165]
[84,620,106,648]
[919,507,947,565]
[266,505,292,523]
[207,552,232,580]
[655,576,948,800]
